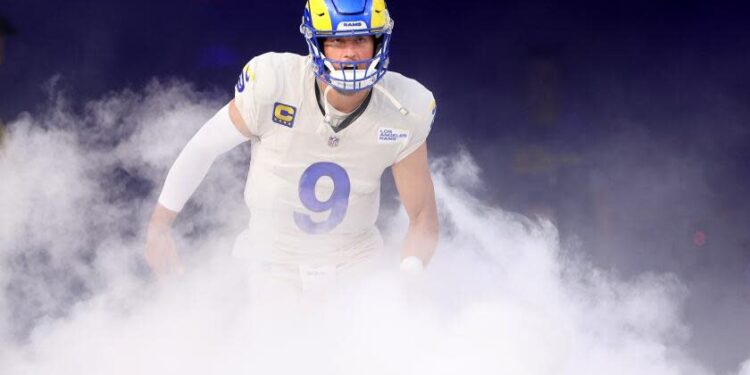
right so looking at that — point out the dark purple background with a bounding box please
[1,0,749,372]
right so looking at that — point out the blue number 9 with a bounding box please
[294,162,350,234]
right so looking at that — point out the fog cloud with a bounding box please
[0,80,746,374]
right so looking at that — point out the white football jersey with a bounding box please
[232,52,435,266]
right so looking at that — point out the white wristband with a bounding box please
[400,256,424,273]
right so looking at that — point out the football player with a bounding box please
[146,0,438,295]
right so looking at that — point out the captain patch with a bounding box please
[378,128,409,144]
[272,102,297,128]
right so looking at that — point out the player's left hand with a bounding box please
[398,256,429,305]
[399,256,425,275]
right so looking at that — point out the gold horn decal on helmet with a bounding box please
[371,0,387,29]
[308,0,333,32]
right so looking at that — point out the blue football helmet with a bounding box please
[300,0,394,92]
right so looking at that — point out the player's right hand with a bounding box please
[144,226,185,277]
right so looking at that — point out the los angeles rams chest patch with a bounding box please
[378,128,409,143]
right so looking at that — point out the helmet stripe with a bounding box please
[308,0,333,32]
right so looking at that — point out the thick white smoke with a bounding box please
[0,81,746,374]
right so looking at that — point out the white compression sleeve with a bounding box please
[157,104,249,212]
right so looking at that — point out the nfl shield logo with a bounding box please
[327,136,339,147]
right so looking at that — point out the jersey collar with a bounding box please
[314,80,373,133]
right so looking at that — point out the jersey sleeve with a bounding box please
[233,54,281,138]
[395,95,436,163]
